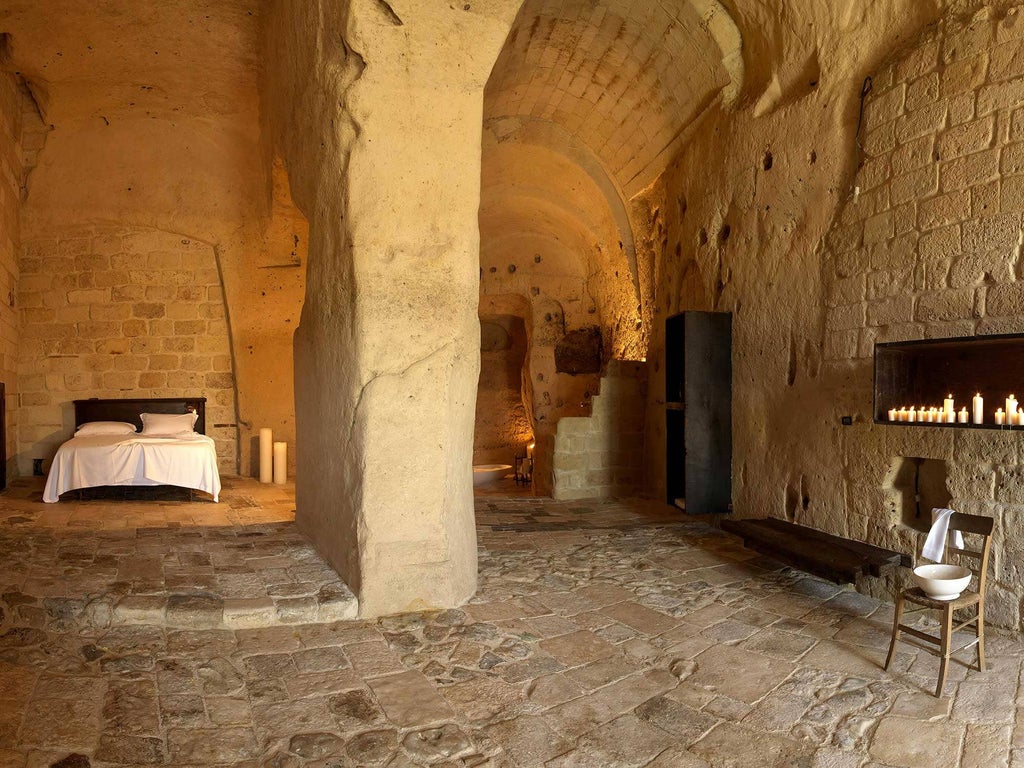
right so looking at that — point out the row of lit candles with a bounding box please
[887,394,1024,425]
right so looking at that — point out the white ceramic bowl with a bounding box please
[913,564,972,601]
[472,464,512,487]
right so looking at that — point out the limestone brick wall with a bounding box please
[822,8,1024,628]
[552,360,646,499]
[0,74,23,481]
[17,227,237,474]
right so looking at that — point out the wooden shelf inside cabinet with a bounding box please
[874,333,1024,426]
[665,402,686,411]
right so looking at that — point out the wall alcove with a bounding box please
[874,334,1024,429]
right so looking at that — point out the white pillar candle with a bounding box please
[925,408,935,423]
[888,408,898,422]
[973,393,984,425]
[898,407,908,422]
[958,407,968,423]
[936,410,946,423]
[908,406,917,422]
[273,441,287,484]
[943,394,954,420]
[996,408,1006,425]
[1007,395,1018,421]
[259,428,273,483]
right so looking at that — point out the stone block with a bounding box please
[890,165,938,205]
[827,275,865,306]
[895,101,948,144]
[905,72,939,111]
[825,303,865,331]
[863,211,894,244]
[917,190,970,230]
[961,213,1022,252]
[1001,141,1024,175]
[866,268,913,299]
[978,76,1024,116]
[971,180,1000,217]
[149,319,175,336]
[947,92,976,126]
[918,224,961,260]
[891,134,934,175]
[858,156,891,192]
[915,289,974,322]
[898,38,939,81]
[827,222,863,254]
[1001,174,1024,212]
[864,122,896,156]
[865,83,905,132]
[987,283,1024,316]
[866,296,913,326]
[940,148,998,191]
[950,252,1014,287]
[913,259,951,291]
[939,115,994,159]
[67,288,110,305]
[976,316,1024,335]
[870,234,917,270]
[823,331,858,360]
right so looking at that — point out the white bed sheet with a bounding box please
[43,433,221,503]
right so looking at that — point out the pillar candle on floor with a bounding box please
[273,441,287,484]
[259,428,273,483]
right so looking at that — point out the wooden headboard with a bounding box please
[74,397,207,435]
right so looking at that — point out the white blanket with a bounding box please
[43,433,221,503]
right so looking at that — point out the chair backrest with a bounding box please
[946,512,994,594]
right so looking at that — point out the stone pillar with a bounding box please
[269,0,522,617]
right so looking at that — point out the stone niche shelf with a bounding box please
[874,333,1024,430]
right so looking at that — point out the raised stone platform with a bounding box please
[0,478,357,630]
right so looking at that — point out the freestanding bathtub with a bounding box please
[473,463,512,487]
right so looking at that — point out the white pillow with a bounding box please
[75,421,138,436]
[140,412,198,436]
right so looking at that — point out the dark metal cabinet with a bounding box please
[665,312,732,514]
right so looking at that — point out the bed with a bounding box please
[42,397,221,503]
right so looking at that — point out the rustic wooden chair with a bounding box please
[883,512,994,697]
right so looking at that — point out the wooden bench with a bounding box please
[720,517,910,583]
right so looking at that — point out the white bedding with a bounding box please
[43,433,221,503]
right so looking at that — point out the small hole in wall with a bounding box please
[809,150,817,165]
[720,224,731,242]
[698,228,708,246]
[763,151,773,171]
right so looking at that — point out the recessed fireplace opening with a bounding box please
[884,456,950,533]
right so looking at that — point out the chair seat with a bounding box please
[902,587,981,611]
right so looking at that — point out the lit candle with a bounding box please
[888,408,898,422]
[958,407,968,423]
[944,394,954,421]
[898,407,908,422]
[527,441,535,459]
[1008,395,1018,421]
[936,410,946,424]
[908,406,917,422]
[973,393,984,424]
[996,408,1006,425]
[926,407,937,423]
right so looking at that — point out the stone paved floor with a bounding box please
[0,480,1021,767]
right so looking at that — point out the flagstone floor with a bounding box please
[0,478,1019,767]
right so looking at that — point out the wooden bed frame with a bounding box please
[73,397,207,435]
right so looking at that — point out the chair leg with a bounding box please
[884,593,904,671]
[976,600,986,672]
[935,604,954,698]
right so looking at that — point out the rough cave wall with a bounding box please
[265,0,523,616]
[475,314,531,466]
[643,2,956,597]
[821,7,1024,629]
[0,73,23,480]
[3,2,309,479]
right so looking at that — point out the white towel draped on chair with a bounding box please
[921,507,965,562]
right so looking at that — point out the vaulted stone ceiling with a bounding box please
[485,0,743,198]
